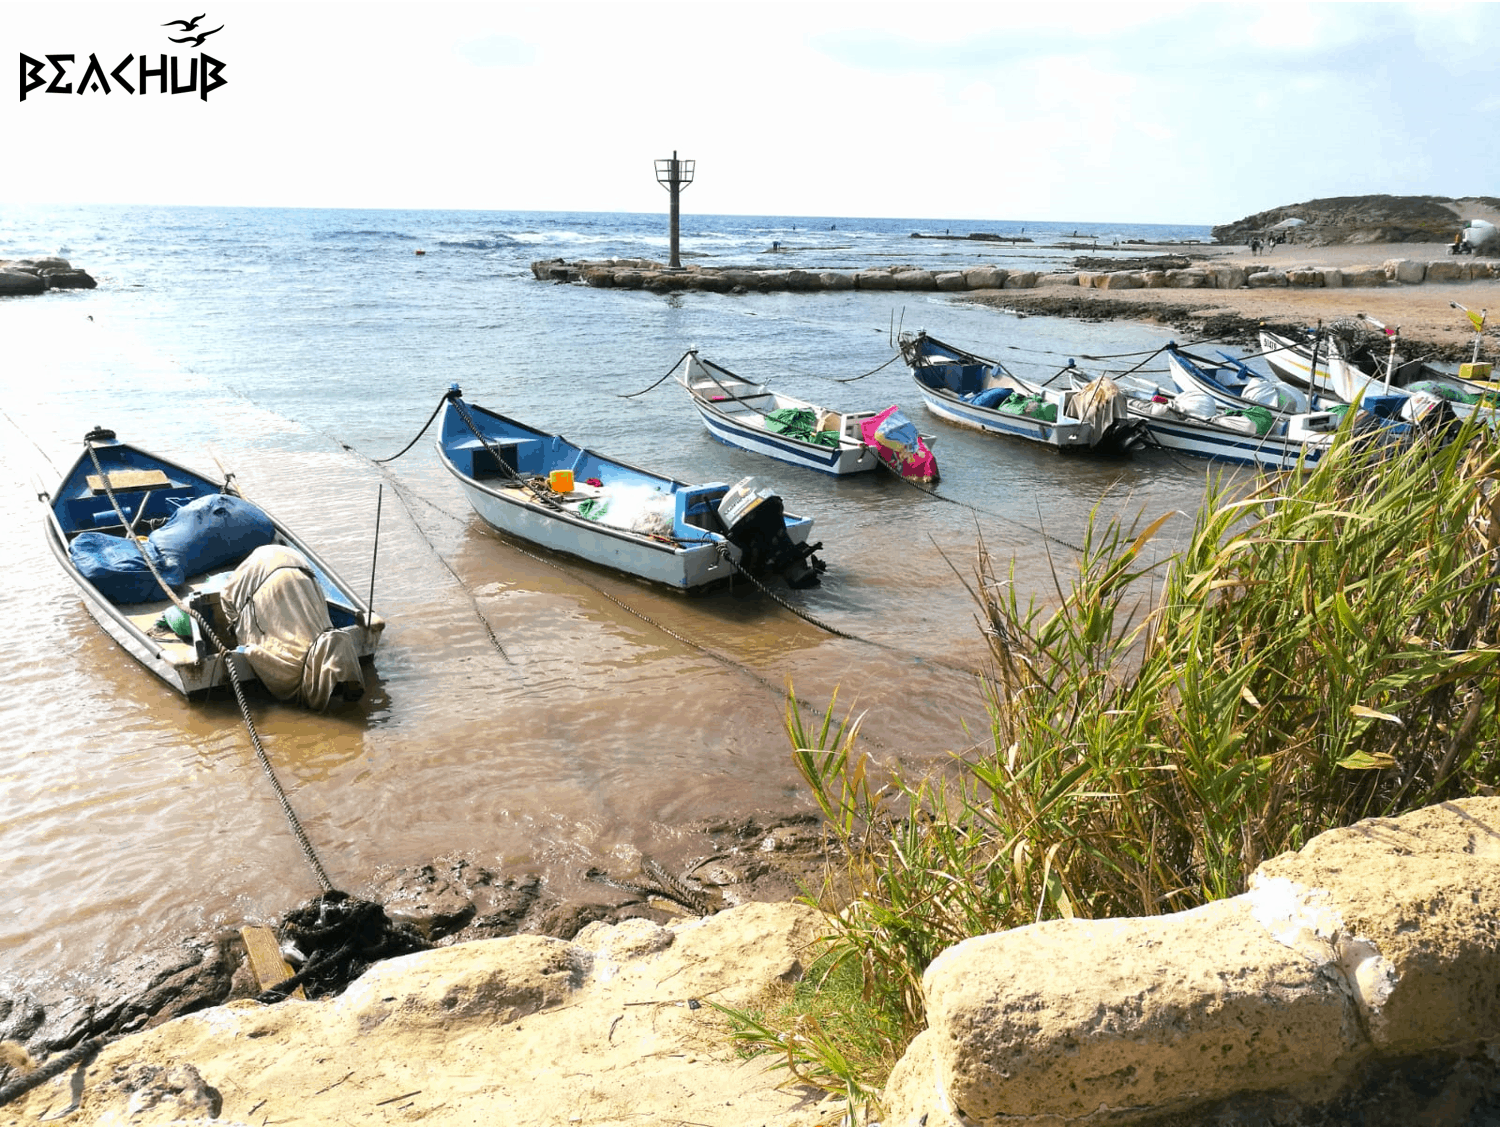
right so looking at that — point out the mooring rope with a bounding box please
[618,349,694,399]
[0,1035,109,1109]
[82,437,335,893]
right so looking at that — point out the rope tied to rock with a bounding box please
[81,437,335,892]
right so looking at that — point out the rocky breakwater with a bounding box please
[885,796,1500,1127]
[532,255,1499,297]
[3,802,1497,1125]
[0,257,97,295]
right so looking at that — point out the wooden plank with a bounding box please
[240,926,306,1000]
[87,468,170,493]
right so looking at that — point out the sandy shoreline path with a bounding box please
[994,240,1500,360]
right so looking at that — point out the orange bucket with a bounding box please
[548,469,575,493]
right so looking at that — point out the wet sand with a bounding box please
[994,241,1499,361]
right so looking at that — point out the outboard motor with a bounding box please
[717,477,825,589]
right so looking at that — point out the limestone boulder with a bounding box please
[892,269,937,290]
[1323,268,1345,288]
[906,898,1362,1125]
[963,266,1008,289]
[1208,264,1248,289]
[933,271,968,292]
[1004,271,1039,289]
[1342,265,1387,287]
[1139,270,1168,289]
[1384,258,1426,284]
[1165,269,1209,288]
[1248,269,1290,288]
[817,271,855,290]
[1426,260,1473,283]
[2,902,830,1127]
[885,797,1500,1127]
[1252,799,1500,1055]
[1096,271,1141,290]
[1037,272,1079,287]
[855,270,899,291]
[1287,268,1325,287]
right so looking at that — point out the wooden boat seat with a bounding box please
[87,468,171,493]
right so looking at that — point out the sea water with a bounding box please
[0,204,1215,993]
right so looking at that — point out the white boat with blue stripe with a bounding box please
[899,330,1147,454]
[436,386,825,590]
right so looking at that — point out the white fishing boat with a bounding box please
[899,330,1147,454]
[675,351,938,482]
[1163,345,1312,415]
[1080,368,1346,470]
[436,386,826,590]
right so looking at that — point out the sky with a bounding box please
[3,1,1497,225]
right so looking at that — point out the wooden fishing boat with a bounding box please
[1163,345,1313,416]
[1077,368,1346,470]
[41,428,384,704]
[1322,317,1498,426]
[436,386,825,590]
[1258,329,1341,397]
[898,330,1147,454]
[676,351,938,482]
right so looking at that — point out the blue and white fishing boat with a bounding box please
[676,351,939,482]
[41,428,384,704]
[1101,375,1344,470]
[1164,344,1313,415]
[899,330,1147,454]
[436,386,825,590]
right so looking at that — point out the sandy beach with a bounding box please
[995,241,1500,362]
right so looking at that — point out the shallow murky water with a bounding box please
[0,205,1214,994]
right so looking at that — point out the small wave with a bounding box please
[322,228,422,242]
[434,236,520,250]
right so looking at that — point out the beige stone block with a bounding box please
[1342,266,1387,287]
[892,269,937,290]
[963,266,1008,289]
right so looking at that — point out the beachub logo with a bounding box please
[19,13,226,102]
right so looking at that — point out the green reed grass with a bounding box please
[722,415,1500,1118]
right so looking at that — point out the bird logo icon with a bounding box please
[162,13,224,48]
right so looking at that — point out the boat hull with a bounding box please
[1132,407,1330,469]
[690,400,880,475]
[914,383,1091,447]
[438,394,819,590]
[44,439,383,698]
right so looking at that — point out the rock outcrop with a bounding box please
[0,257,96,294]
[0,902,835,1127]
[1211,195,1500,248]
[883,796,1500,1126]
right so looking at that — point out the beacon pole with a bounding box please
[654,151,695,271]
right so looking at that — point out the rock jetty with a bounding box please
[0,257,96,295]
[531,255,1498,296]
